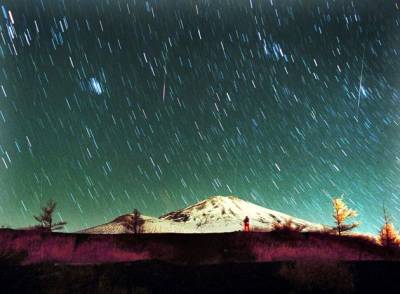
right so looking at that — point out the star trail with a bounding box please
[0,0,399,233]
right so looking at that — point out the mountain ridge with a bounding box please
[79,195,324,234]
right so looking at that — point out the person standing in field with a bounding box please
[243,216,250,232]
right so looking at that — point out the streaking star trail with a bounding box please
[0,0,399,234]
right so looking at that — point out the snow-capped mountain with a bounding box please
[79,195,324,234]
[160,196,323,232]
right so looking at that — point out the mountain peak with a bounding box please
[159,195,244,223]
[206,195,242,202]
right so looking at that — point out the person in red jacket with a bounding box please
[243,216,250,232]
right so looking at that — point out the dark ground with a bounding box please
[0,229,398,265]
[1,229,400,293]
[1,260,400,293]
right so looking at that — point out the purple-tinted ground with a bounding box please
[0,229,398,265]
[2,229,400,293]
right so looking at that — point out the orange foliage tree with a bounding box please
[378,207,400,247]
[332,197,358,236]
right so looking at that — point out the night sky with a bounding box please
[0,0,399,233]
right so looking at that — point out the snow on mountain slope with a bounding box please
[79,196,324,234]
[160,195,323,233]
[79,215,185,234]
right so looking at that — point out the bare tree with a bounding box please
[332,197,358,236]
[34,200,66,232]
[128,209,145,234]
[378,206,400,247]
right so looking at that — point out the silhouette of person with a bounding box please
[243,216,250,232]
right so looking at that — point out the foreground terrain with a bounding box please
[2,260,400,293]
[1,229,400,293]
[0,229,397,265]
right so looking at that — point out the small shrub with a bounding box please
[271,219,306,233]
